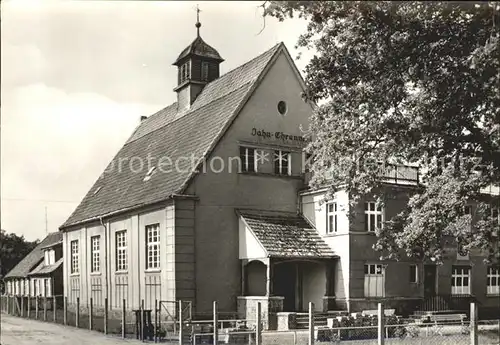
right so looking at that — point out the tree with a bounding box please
[0,230,39,278]
[264,1,500,262]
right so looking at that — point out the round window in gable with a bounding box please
[277,101,287,115]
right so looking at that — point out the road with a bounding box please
[0,313,144,345]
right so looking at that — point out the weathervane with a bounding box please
[195,4,202,37]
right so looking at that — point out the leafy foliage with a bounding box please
[0,230,39,279]
[264,1,500,261]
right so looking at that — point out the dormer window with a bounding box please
[44,249,55,265]
[143,166,157,182]
[180,61,191,83]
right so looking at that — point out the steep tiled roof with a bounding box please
[4,232,63,279]
[28,257,63,276]
[61,43,282,228]
[174,36,224,64]
[238,210,336,258]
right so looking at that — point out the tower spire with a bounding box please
[195,4,201,37]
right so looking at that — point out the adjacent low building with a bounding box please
[3,232,63,298]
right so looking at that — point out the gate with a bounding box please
[158,300,192,343]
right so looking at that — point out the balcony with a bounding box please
[304,164,419,187]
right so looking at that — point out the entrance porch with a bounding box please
[236,209,337,330]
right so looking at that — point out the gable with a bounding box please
[61,43,285,229]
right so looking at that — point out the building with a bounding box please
[301,176,500,318]
[59,20,499,328]
[3,232,63,298]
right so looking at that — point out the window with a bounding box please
[44,278,51,297]
[303,152,313,173]
[491,207,499,238]
[365,202,383,232]
[116,230,128,272]
[180,61,191,83]
[274,150,291,175]
[326,202,338,233]
[146,224,160,270]
[487,267,500,295]
[451,266,471,295]
[491,206,499,224]
[240,147,256,173]
[45,249,55,265]
[409,265,418,283]
[70,240,79,274]
[90,236,100,273]
[201,61,209,81]
[364,264,384,297]
[277,101,287,115]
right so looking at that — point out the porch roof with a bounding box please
[237,209,336,258]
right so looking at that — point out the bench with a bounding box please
[425,313,467,336]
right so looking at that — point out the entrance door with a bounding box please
[273,263,297,312]
[423,265,437,297]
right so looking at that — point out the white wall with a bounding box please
[63,206,169,310]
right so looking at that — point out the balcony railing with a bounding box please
[380,164,419,185]
[304,164,419,186]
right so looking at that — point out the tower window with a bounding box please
[202,61,209,81]
[180,61,191,83]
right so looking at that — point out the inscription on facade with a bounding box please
[251,127,306,142]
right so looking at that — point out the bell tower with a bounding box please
[173,5,224,110]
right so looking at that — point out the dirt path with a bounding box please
[0,313,144,345]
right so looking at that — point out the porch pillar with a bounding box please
[241,260,247,296]
[266,259,273,296]
[325,261,333,296]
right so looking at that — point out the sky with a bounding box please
[1,0,313,241]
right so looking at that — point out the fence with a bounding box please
[1,296,499,345]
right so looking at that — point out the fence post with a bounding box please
[308,302,314,345]
[154,299,158,343]
[255,302,262,345]
[7,296,10,315]
[122,299,126,339]
[470,302,478,345]
[104,298,108,335]
[76,297,80,328]
[378,303,385,345]
[53,296,57,322]
[21,296,24,317]
[89,298,93,331]
[43,296,47,321]
[35,296,39,319]
[63,296,67,325]
[213,301,218,345]
[178,300,183,345]
[27,296,31,318]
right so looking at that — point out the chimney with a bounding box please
[140,115,147,122]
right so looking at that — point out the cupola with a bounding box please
[173,7,224,110]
